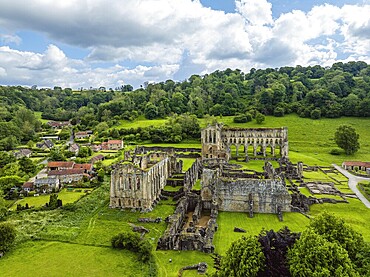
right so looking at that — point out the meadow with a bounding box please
[1,114,370,276]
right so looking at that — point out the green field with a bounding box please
[10,188,90,211]
[116,114,370,166]
[2,115,370,276]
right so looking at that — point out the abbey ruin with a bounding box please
[110,124,309,252]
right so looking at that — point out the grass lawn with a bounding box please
[309,198,370,242]
[213,211,309,255]
[180,158,196,171]
[116,116,167,129]
[9,188,89,211]
[0,241,147,277]
[34,111,49,124]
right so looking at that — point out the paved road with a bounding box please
[333,164,370,208]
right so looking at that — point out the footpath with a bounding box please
[332,164,370,208]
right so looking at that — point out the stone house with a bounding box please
[48,169,86,184]
[73,163,93,174]
[14,149,32,159]
[36,139,54,150]
[90,154,105,163]
[75,131,91,139]
[342,161,370,175]
[90,144,102,152]
[47,161,75,171]
[22,182,34,192]
[102,140,124,150]
[34,177,60,193]
[47,121,71,129]
[68,143,80,155]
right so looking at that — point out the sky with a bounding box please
[0,0,370,89]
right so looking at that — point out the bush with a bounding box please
[273,107,285,117]
[0,222,16,253]
[330,148,341,155]
[111,231,153,262]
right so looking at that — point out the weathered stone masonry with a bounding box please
[110,154,179,211]
[201,124,288,161]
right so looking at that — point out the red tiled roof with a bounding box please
[108,140,122,144]
[22,182,34,188]
[73,163,93,171]
[48,169,85,176]
[48,161,75,168]
[343,161,370,167]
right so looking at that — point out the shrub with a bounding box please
[0,222,16,253]
[330,148,341,155]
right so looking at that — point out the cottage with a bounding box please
[22,182,34,192]
[75,131,90,140]
[47,121,71,129]
[36,139,54,150]
[68,143,80,155]
[14,149,32,159]
[34,178,60,193]
[342,161,370,175]
[90,154,105,163]
[91,144,102,152]
[102,140,124,150]
[47,161,75,171]
[73,163,93,174]
[48,169,86,184]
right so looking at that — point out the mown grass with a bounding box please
[213,212,309,255]
[9,188,90,211]
[180,158,196,171]
[0,241,147,277]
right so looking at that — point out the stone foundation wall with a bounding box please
[216,178,291,213]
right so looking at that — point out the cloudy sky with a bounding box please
[0,0,369,89]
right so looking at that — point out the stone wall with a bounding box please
[216,178,291,213]
[201,124,289,161]
[110,154,178,211]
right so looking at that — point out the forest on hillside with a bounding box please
[1,61,370,148]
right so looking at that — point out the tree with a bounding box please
[309,212,370,274]
[288,229,359,276]
[0,222,16,253]
[334,125,360,155]
[216,235,265,277]
[0,190,7,220]
[258,227,300,276]
[255,112,265,124]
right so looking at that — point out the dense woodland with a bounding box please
[1,61,370,149]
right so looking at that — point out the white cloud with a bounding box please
[0,1,369,88]
[235,0,273,25]
[0,33,21,45]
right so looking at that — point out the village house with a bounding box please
[36,139,54,150]
[73,163,93,174]
[342,161,370,175]
[47,161,75,171]
[68,143,80,155]
[47,121,71,129]
[14,149,32,159]
[101,140,124,150]
[90,144,102,152]
[22,182,34,192]
[90,154,105,164]
[75,131,91,140]
[34,177,60,193]
[48,169,86,184]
